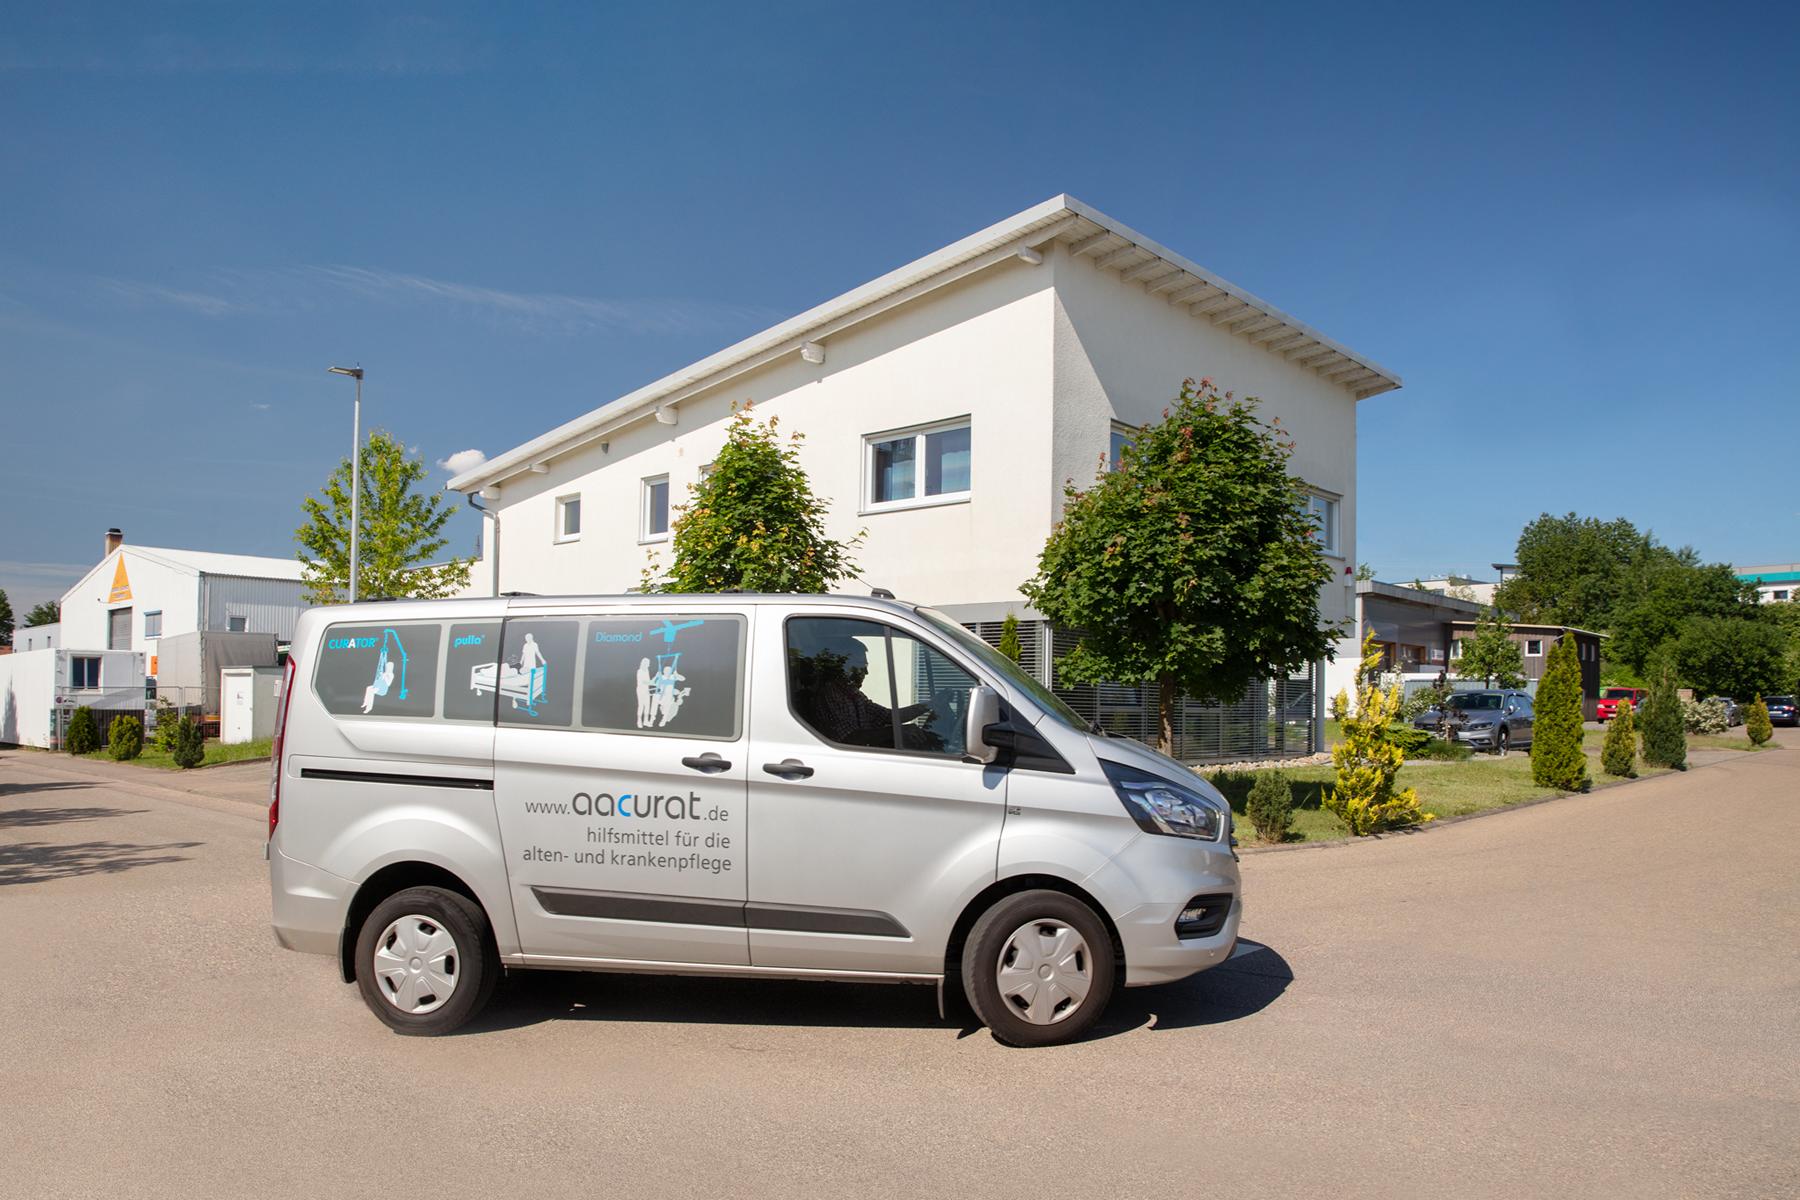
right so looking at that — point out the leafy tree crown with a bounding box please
[295,429,472,604]
[1022,378,1335,709]
[644,404,861,594]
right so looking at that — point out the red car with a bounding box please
[1596,687,1647,721]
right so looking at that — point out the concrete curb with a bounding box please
[1237,744,1784,856]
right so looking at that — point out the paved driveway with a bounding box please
[2,740,1796,1198]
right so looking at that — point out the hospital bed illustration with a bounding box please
[470,660,546,716]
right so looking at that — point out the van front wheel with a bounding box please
[961,889,1116,1047]
[354,886,499,1036]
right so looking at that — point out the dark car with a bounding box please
[1768,696,1798,727]
[1413,689,1535,754]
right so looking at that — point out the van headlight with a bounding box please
[1100,762,1228,842]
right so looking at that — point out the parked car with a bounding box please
[1768,696,1798,727]
[268,593,1241,1046]
[1413,689,1535,754]
[1595,687,1648,722]
[1703,696,1743,727]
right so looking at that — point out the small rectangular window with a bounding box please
[444,622,503,724]
[865,419,972,509]
[312,623,443,719]
[580,615,746,739]
[144,611,163,639]
[71,656,101,689]
[642,476,671,541]
[227,616,248,633]
[555,494,582,543]
[1109,423,1136,471]
[1302,491,1340,554]
[1525,639,1543,657]
[496,619,580,727]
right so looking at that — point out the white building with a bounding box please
[0,647,145,749]
[1736,562,1799,604]
[58,529,311,711]
[447,195,1400,759]
[12,623,59,652]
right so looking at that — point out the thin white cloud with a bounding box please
[438,449,488,475]
[103,279,243,317]
[301,265,773,335]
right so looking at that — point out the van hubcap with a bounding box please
[996,920,1091,1025]
[373,915,459,1015]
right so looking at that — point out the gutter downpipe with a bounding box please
[467,491,499,598]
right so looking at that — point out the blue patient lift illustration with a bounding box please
[360,628,410,713]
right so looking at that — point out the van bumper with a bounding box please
[1085,834,1242,987]
[269,843,352,957]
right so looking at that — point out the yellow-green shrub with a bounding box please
[1323,629,1435,836]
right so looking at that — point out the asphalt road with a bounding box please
[3,739,1797,1199]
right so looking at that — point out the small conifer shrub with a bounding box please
[171,717,206,769]
[65,706,99,755]
[1530,636,1590,791]
[1245,770,1295,843]
[107,715,144,761]
[1745,696,1773,747]
[1601,700,1637,778]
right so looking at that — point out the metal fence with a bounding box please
[962,619,1319,765]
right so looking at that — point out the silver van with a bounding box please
[268,594,1240,1047]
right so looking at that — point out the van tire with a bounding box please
[354,886,499,1036]
[961,889,1115,1048]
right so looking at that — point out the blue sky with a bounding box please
[3,1,1797,613]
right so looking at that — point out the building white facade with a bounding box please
[0,647,146,748]
[1736,562,1799,604]
[447,196,1400,759]
[12,622,60,652]
[59,532,310,665]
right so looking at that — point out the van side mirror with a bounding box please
[965,685,1002,764]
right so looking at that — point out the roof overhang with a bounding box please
[450,194,1402,494]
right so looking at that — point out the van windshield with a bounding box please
[913,608,1089,732]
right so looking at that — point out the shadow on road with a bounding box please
[459,939,1292,1042]
[0,780,95,800]
[0,805,147,828]
[0,840,202,886]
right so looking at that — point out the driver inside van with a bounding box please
[799,635,935,749]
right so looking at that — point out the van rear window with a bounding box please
[314,623,443,718]
[444,622,502,723]
[579,615,745,740]
[495,619,580,727]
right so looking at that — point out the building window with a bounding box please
[555,494,582,543]
[1109,422,1136,471]
[1776,590,1791,601]
[228,616,248,633]
[1303,491,1340,554]
[1525,639,1543,657]
[71,656,101,689]
[865,419,971,510]
[641,475,671,541]
[1450,639,1463,659]
[144,610,163,639]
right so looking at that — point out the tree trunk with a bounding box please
[1158,676,1178,757]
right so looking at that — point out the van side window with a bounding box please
[313,623,443,718]
[495,619,580,727]
[786,617,977,756]
[443,622,502,723]
[580,615,746,739]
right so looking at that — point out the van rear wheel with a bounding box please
[354,886,499,1036]
[961,889,1115,1048]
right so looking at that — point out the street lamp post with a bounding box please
[328,366,364,602]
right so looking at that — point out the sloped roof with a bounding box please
[61,544,307,604]
[449,193,1401,494]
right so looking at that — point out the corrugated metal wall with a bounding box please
[202,575,310,643]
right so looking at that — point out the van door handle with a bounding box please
[680,753,732,774]
[762,758,814,779]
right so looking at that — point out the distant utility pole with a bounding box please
[328,365,364,602]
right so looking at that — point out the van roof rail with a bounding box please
[870,587,896,599]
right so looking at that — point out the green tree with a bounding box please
[24,600,60,627]
[1022,379,1333,755]
[1761,601,1800,695]
[296,429,472,604]
[1354,562,1376,582]
[1455,607,1526,688]
[1671,615,1787,700]
[1323,628,1434,835]
[108,715,144,761]
[0,587,12,647]
[1601,699,1637,778]
[1638,662,1687,770]
[1608,557,1755,673]
[644,405,861,593]
[1745,696,1773,747]
[171,717,205,769]
[996,613,1022,664]
[65,706,99,755]
[1495,512,1650,629]
[1530,635,1589,791]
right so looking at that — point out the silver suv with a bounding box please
[1414,689,1535,754]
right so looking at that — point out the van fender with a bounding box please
[331,808,521,959]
